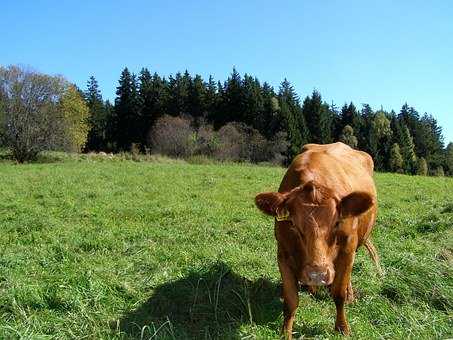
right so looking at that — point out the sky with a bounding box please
[2,0,452,144]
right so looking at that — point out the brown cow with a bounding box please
[255,142,381,338]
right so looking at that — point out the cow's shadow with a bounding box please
[114,262,283,339]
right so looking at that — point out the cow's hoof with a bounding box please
[335,322,350,336]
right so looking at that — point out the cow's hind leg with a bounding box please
[278,258,299,340]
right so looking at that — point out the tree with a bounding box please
[446,143,453,176]
[278,79,308,160]
[220,67,245,124]
[85,76,108,151]
[188,74,207,120]
[302,90,333,144]
[416,157,428,176]
[370,111,392,170]
[399,124,417,173]
[59,85,90,152]
[114,67,141,150]
[0,65,89,162]
[389,143,404,173]
[339,125,358,148]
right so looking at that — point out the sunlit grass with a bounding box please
[0,156,451,339]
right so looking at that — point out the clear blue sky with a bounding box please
[2,0,452,144]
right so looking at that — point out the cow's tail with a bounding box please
[364,239,384,277]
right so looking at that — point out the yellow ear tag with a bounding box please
[276,208,290,221]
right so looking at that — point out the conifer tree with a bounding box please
[84,76,107,150]
[278,79,307,160]
[446,143,453,176]
[114,67,141,150]
[302,90,332,144]
[188,74,207,120]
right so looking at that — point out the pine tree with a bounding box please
[389,143,404,173]
[114,67,141,151]
[339,102,362,137]
[302,90,333,144]
[167,72,190,116]
[278,79,308,160]
[222,67,244,123]
[84,76,107,151]
[339,125,358,148]
[242,75,264,129]
[446,143,453,176]
[204,75,218,123]
[188,74,207,120]
[260,82,279,138]
[138,68,153,143]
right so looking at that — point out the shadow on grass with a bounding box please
[115,262,283,339]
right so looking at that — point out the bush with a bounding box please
[149,115,196,158]
[416,157,428,176]
[148,118,287,164]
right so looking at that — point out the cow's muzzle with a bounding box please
[303,265,334,286]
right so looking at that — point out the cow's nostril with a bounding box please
[307,270,329,285]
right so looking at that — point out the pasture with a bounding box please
[0,155,451,339]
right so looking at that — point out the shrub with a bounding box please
[416,157,428,176]
[149,115,196,158]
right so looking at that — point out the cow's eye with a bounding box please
[334,221,340,229]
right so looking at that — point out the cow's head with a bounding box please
[255,181,374,286]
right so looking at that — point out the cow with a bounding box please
[255,142,381,338]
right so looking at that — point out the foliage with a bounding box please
[416,157,428,176]
[0,65,89,162]
[59,85,90,152]
[389,143,404,173]
[339,125,358,148]
[75,66,451,175]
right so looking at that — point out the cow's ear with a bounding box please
[339,192,374,218]
[255,192,285,216]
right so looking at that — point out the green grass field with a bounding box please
[0,155,452,339]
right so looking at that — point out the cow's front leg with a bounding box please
[278,253,299,340]
[331,249,356,335]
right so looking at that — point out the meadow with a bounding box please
[0,154,451,339]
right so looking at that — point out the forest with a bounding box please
[84,67,451,175]
[1,65,451,175]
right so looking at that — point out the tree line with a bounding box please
[0,64,451,175]
[85,67,452,176]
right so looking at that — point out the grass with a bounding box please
[0,155,451,339]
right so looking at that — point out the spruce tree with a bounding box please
[188,74,207,120]
[167,72,190,116]
[446,143,453,176]
[84,76,107,151]
[302,90,332,144]
[278,79,308,160]
[114,67,141,151]
[204,75,218,123]
[222,67,244,123]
